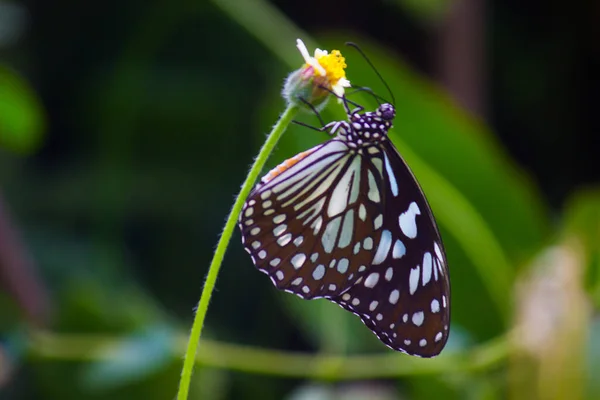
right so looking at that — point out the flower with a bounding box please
[295,39,351,97]
[283,39,351,108]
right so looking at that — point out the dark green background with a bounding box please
[0,0,599,399]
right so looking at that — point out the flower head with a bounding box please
[283,39,351,108]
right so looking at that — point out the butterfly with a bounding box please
[239,97,450,357]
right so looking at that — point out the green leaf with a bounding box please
[0,66,45,153]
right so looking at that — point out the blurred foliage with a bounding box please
[391,0,451,24]
[0,66,45,153]
[0,0,598,399]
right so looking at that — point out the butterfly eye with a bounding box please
[240,102,450,357]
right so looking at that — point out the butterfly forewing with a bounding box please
[240,139,386,299]
[331,141,450,357]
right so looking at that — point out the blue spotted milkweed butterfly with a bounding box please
[239,92,450,357]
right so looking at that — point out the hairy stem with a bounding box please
[176,103,299,400]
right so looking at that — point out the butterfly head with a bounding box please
[378,103,395,122]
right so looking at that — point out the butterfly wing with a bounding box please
[239,139,386,299]
[330,140,450,357]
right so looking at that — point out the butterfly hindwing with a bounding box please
[330,141,450,357]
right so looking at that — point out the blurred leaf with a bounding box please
[391,0,451,24]
[280,294,382,353]
[561,188,600,307]
[287,382,401,400]
[587,317,600,399]
[287,384,334,400]
[80,323,175,390]
[26,228,164,331]
[0,66,45,153]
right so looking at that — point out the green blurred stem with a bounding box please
[176,103,299,400]
[30,330,509,379]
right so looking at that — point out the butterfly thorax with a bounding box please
[330,103,396,149]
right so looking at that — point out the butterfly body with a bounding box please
[239,102,450,357]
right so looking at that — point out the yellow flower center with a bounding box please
[315,50,347,84]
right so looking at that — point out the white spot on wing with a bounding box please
[270,258,281,267]
[338,209,354,248]
[389,289,400,304]
[277,233,292,246]
[385,267,393,281]
[337,258,349,273]
[412,311,424,326]
[399,202,421,239]
[369,301,379,311]
[273,224,287,236]
[327,158,357,217]
[372,230,392,265]
[364,272,380,288]
[273,214,286,224]
[392,239,406,259]
[367,170,380,203]
[312,264,325,280]
[358,204,367,221]
[384,153,398,196]
[431,299,440,313]
[422,252,432,285]
[434,242,443,261]
[321,216,342,253]
[373,214,383,230]
[409,265,420,295]
[291,254,306,269]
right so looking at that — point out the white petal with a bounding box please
[314,48,328,58]
[296,39,311,63]
[338,78,351,87]
[332,84,346,97]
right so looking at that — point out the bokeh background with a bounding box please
[1,0,599,399]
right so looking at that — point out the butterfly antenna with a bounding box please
[347,85,394,105]
[345,42,396,105]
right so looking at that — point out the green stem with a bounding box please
[30,330,510,379]
[176,103,299,400]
